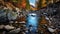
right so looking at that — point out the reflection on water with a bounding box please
[26,13,38,34]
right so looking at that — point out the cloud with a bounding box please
[30,3,35,7]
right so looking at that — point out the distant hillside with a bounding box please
[30,5,37,10]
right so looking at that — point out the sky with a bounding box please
[29,0,36,6]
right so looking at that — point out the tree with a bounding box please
[12,0,18,2]
[26,0,30,10]
[37,0,42,10]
